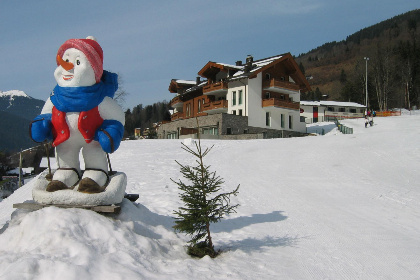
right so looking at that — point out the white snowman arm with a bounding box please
[98,96,125,124]
[30,97,54,143]
[95,96,125,153]
[40,97,54,115]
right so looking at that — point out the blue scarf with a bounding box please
[50,70,118,112]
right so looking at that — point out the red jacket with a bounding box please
[51,106,104,147]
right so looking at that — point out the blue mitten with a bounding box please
[30,114,53,143]
[94,120,124,153]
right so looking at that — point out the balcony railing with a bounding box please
[170,96,183,108]
[171,111,184,121]
[263,78,300,92]
[203,99,228,114]
[203,81,228,95]
[262,98,300,110]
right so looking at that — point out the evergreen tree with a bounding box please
[340,69,347,84]
[124,101,171,137]
[172,120,239,258]
[299,62,305,75]
[0,150,11,178]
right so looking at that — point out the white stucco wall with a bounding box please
[246,73,305,133]
[247,73,264,128]
[227,80,247,116]
[301,104,327,123]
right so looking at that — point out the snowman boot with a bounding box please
[46,168,81,192]
[46,139,83,192]
[77,143,109,194]
[78,169,109,193]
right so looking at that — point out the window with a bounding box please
[188,104,192,117]
[244,129,249,134]
[239,90,243,105]
[202,126,218,135]
[281,114,285,128]
[232,110,236,115]
[339,107,346,113]
[265,73,271,80]
[289,115,293,129]
[265,92,271,99]
[227,127,232,135]
[350,108,356,113]
[167,132,177,139]
[238,109,243,116]
[266,112,271,127]
[232,91,236,106]
[327,107,334,112]
[198,99,201,112]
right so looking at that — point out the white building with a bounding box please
[159,53,312,139]
[300,101,366,123]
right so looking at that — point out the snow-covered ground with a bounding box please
[0,112,419,280]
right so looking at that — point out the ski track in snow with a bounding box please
[0,112,420,279]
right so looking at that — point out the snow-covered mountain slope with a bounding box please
[0,90,44,151]
[0,90,29,100]
[0,90,43,118]
[0,112,419,280]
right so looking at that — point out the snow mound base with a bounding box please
[0,200,183,280]
[32,170,127,206]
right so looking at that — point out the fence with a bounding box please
[333,118,353,134]
[325,115,361,122]
[375,111,401,117]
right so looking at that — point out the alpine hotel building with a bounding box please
[157,53,311,139]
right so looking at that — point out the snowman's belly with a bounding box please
[66,112,85,141]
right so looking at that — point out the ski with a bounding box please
[13,202,121,213]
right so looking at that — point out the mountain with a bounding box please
[295,9,420,111]
[0,111,419,279]
[0,90,44,120]
[0,90,44,152]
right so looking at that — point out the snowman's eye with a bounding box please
[65,59,69,62]
[76,60,81,65]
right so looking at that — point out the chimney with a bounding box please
[236,60,242,66]
[244,55,254,72]
[246,55,253,64]
[196,77,201,85]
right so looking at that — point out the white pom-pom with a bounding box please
[86,36,97,41]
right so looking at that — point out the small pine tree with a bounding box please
[172,120,239,258]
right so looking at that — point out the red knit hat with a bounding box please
[57,36,103,83]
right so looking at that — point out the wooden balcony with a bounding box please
[202,99,228,114]
[262,98,300,110]
[170,96,183,109]
[263,78,300,94]
[203,81,228,95]
[171,111,184,121]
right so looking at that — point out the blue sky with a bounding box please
[1,0,418,110]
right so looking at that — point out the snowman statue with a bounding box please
[30,36,125,195]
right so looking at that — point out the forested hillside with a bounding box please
[0,111,34,153]
[296,9,420,111]
[0,91,44,152]
[124,101,171,137]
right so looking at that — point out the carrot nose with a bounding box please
[56,55,74,71]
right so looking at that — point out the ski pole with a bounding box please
[44,141,53,181]
[106,153,115,175]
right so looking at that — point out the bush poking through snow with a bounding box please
[172,119,240,258]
